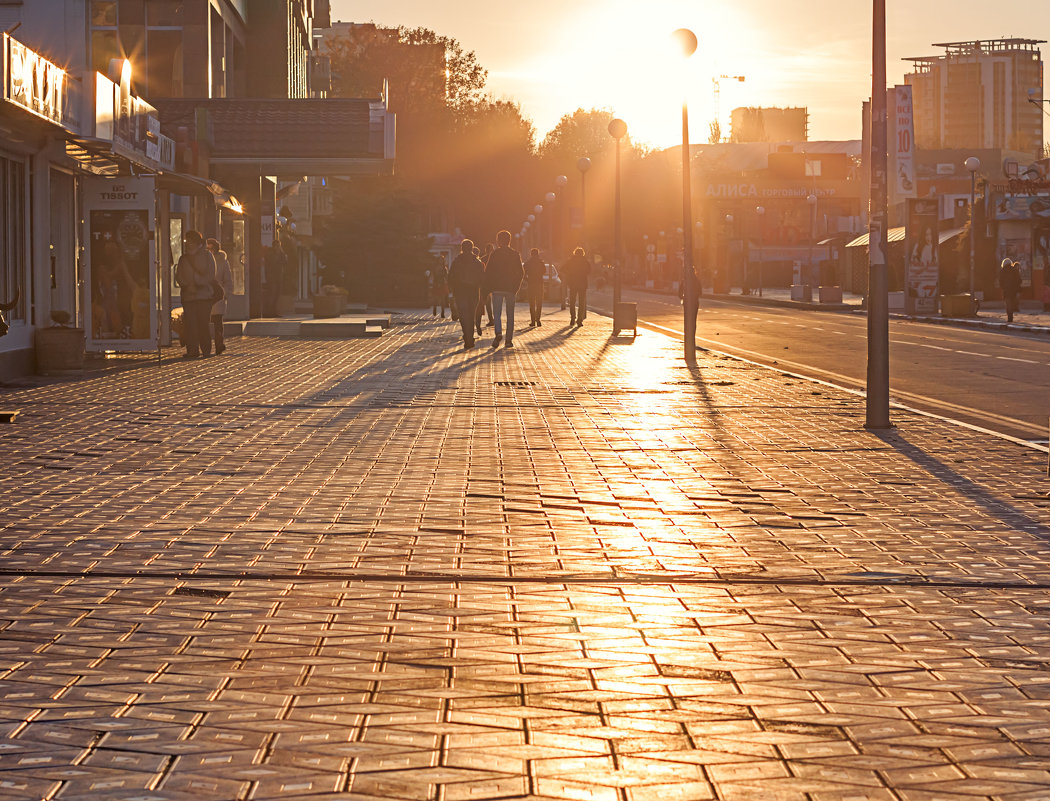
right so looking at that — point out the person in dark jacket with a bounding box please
[484,230,524,348]
[999,258,1022,323]
[448,240,485,349]
[560,247,590,327]
[524,248,546,327]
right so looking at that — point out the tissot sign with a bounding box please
[3,33,71,129]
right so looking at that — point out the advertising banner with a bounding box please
[906,198,939,314]
[893,85,916,199]
[84,177,158,352]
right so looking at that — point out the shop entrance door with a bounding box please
[49,169,78,326]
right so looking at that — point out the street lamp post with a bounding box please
[755,206,765,297]
[608,118,628,333]
[866,0,890,429]
[807,193,818,290]
[577,157,591,252]
[673,28,699,363]
[555,176,568,260]
[965,156,980,302]
[545,192,557,254]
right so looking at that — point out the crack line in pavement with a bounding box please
[2,568,1050,591]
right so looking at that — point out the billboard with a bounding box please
[84,177,158,352]
[906,198,938,314]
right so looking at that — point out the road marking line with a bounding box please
[997,356,1039,363]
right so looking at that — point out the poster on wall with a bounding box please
[84,177,157,352]
[906,198,939,314]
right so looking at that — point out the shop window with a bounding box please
[0,157,26,321]
[147,29,184,97]
[90,0,117,27]
[146,0,184,27]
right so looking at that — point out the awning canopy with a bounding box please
[157,171,243,213]
[154,98,394,178]
[846,227,907,248]
[846,226,966,248]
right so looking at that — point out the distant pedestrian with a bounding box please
[448,240,485,350]
[484,230,524,348]
[207,238,234,355]
[427,263,449,318]
[262,235,288,317]
[475,243,496,333]
[174,230,217,358]
[560,247,590,327]
[999,258,1022,323]
[524,248,546,326]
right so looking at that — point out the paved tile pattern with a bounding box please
[0,309,1049,800]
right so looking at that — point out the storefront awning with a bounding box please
[845,227,907,248]
[845,226,966,248]
[157,171,244,213]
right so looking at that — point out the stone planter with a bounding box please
[35,327,85,374]
[312,294,345,318]
[818,286,843,304]
[940,293,976,318]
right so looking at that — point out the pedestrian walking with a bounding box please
[174,230,217,358]
[448,240,485,350]
[207,238,234,355]
[475,243,496,333]
[262,235,288,317]
[999,258,1022,323]
[524,248,546,326]
[560,247,590,327]
[484,230,524,348]
[426,264,449,318]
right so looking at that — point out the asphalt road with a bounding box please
[590,287,1049,444]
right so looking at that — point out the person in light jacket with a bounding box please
[207,238,234,354]
[175,230,217,358]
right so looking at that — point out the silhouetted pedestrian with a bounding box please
[560,247,590,327]
[449,239,484,350]
[485,230,523,348]
[207,238,234,355]
[524,248,545,326]
[175,230,216,358]
[262,235,287,317]
[999,258,1022,323]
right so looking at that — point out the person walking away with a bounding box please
[485,230,524,348]
[524,248,546,327]
[207,238,234,354]
[262,235,287,317]
[561,247,590,327]
[448,240,484,350]
[175,230,217,358]
[427,263,449,318]
[999,258,1022,323]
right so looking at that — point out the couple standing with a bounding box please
[448,230,522,350]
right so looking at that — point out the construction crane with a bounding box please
[712,74,746,139]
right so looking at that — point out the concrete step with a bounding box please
[239,314,388,339]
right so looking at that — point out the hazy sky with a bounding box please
[331,1,1049,148]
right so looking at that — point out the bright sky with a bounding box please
[331,0,1049,149]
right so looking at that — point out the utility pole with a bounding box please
[866,0,890,429]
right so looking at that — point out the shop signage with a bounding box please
[705,183,850,200]
[3,34,72,129]
[96,69,175,172]
[84,177,158,354]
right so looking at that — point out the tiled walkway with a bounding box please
[0,309,1048,800]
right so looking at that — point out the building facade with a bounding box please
[905,39,1045,153]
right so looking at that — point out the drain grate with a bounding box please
[494,381,536,387]
[171,586,230,599]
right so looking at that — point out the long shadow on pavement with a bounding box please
[872,429,1045,534]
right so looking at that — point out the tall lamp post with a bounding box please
[577,157,591,251]
[964,156,980,302]
[866,0,890,429]
[673,28,699,362]
[544,192,557,254]
[554,176,568,259]
[608,118,628,333]
[807,194,818,290]
[755,206,765,297]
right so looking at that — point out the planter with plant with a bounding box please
[312,285,348,318]
[36,311,85,374]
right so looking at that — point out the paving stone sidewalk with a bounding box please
[0,307,1049,801]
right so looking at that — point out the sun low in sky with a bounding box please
[333,0,1050,149]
